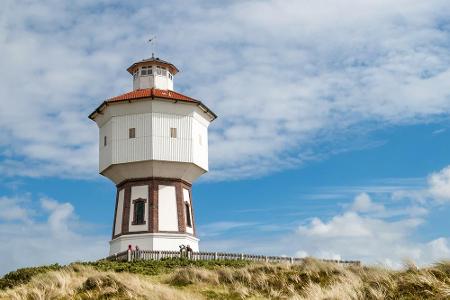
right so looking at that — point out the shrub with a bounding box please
[0,264,61,290]
[82,258,250,276]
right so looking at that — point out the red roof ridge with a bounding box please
[106,88,198,103]
[89,88,217,121]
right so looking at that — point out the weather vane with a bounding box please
[148,36,156,58]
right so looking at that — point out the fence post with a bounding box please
[157,251,161,260]
[290,257,293,264]
[214,252,218,260]
[127,249,132,262]
[240,253,244,260]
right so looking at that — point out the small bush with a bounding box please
[77,274,130,299]
[82,258,250,276]
[0,264,61,290]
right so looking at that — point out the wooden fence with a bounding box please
[106,250,360,266]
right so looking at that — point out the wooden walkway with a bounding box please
[107,250,360,266]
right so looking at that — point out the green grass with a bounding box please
[84,258,251,276]
[0,258,250,290]
[0,264,62,290]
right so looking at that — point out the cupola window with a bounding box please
[140,66,152,76]
[133,71,138,80]
[104,136,107,146]
[156,66,167,76]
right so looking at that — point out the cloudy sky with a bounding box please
[1,0,450,274]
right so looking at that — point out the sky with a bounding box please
[0,0,450,274]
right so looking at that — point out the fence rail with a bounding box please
[106,250,360,266]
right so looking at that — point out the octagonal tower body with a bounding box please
[89,57,216,255]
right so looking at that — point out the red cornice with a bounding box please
[88,88,217,121]
[107,88,197,103]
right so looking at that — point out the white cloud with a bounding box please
[428,166,450,202]
[202,168,450,267]
[0,0,450,180]
[0,195,108,275]
[295,207,426,267]
[0,196,30,222]
[426,238,450,261]
[350,193,385,213]
[203,202,446,268]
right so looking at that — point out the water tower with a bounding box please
[89,55,216,255]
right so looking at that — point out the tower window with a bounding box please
[170,127,177,138]
[140,66,152,76]
[185,202,192,227]
[129,128,136,139]
[132,198,146,225]
[156,66,167,76]
[104,136,107,146]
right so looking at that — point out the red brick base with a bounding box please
[112,177,196,239]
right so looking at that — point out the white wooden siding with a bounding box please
[151,112,192,162]
[192,113,209,170]
[99,110,209,173]
[99,119,113,171]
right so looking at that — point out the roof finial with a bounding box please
[148,36,156,58]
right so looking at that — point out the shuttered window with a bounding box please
[170,127,177,138]
[133,199,146,225]
[129,128,136,139]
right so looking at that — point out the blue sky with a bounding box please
[1,0,450,274]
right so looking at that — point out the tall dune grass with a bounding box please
[167,258,450,299]
[0,265,198,300]
[1,258,449,299]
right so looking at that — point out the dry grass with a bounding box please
[1,259,449,299]
[0,265,199,300]
[167,258,450,299]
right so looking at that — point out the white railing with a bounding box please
[106,250,360,266]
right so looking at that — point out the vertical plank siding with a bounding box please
[99,111,210,173]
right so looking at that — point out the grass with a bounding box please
[0,264,62,290]
[0,258,449,299]
[84,257,250,276]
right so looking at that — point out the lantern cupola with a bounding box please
[127,55,179,91]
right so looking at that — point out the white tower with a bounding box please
[89,56,216,255]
